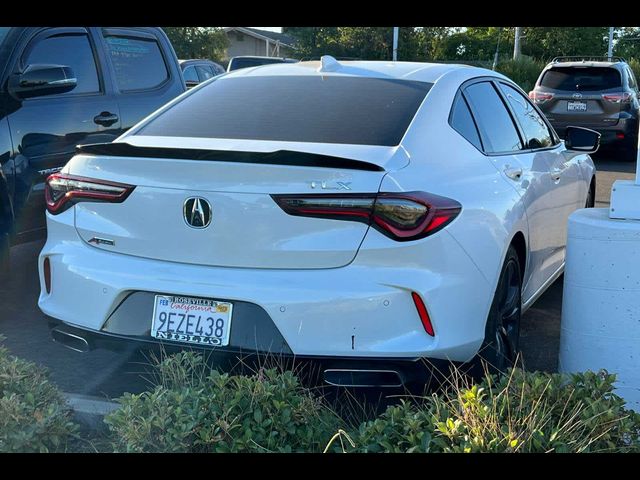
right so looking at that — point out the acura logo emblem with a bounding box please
[183,197,212,229]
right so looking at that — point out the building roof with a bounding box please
[224,27,296,48]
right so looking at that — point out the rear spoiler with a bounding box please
[75,142,385,172]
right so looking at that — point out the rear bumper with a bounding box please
[46,317,457,387]
[552,117,638,145]
[38,209,492,363]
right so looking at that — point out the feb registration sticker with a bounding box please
[151,295,233,346]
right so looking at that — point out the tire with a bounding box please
[621,140,638,162]
[0,232,9,279]
[472,245,522,376]
[585,179,595,209]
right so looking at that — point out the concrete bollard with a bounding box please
[560,207,640,410]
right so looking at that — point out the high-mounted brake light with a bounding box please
[272,191,461,242]
[528,91,554,104]
[45,173,135,215]
[602,92,632,103]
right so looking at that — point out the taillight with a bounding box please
[528,91,554,104]
[45,173,135,215]
[602,92,632,103]
[271,191,461,242]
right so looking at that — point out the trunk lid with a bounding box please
[69,138,407,269]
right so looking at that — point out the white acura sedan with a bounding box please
[38,56,598,387]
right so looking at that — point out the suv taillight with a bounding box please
[602,92,632,103]
[45,173,135,215]
[271,191,461,242]
[528,91,554,104]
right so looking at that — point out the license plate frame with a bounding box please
[151,295,233,347]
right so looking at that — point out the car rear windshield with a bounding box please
[136,75,433,146]
[228,58,292,70]
[540,66,622,91]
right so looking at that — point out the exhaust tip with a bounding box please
[51,328,90,353]
[323,369,403,388]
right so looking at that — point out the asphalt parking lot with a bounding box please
[0,154,635,400]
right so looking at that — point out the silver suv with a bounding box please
[529,56,639,160]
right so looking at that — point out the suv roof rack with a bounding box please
[551,55,627,64]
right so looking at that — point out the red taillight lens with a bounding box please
[272,191,461,242]
[45,173,135,215]
[411,292,434,336]
[602,92,632,103]
[529,91,554,104]
[43,257,51,294]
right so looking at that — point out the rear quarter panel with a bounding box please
[393,70,530,313]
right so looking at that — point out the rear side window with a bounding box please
[137,76,433,146]
[464,82,522,153]
[104,34,168,91]
[196,65,215,82]
[498,83,554,149]
[25,33,99,95]
[627,67,637,89]
[450,95,482,150]
[540,67,621,91]
[182,65,198,83]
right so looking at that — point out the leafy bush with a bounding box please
[0,336,78,452]
[356,368,640,453]
[105,352,341,452]
[628,58,640,85]
[496,57,546,93]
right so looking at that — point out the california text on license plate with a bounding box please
[567,101,587,111]
[151,295,233,346]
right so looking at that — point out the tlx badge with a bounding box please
[309,181,352,191]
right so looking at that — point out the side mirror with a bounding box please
[565,126,601,154]
[8,64,77,99]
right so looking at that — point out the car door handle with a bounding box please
[504,166,523,180]
[93,112,119,127]
[551,165,569,181]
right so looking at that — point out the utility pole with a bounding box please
[608,27,615,60]
[492,28,502,70]
[393,27,399,61]
[513,27,522,60]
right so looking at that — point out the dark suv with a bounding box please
[0,27,186,273]
[529,56,639,159]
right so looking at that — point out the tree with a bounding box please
[162,27,228,61]
[614,28,640,59]
[520,27,609,60]
[283,27,422,61]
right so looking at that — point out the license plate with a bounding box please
[151,295,232,346]
[567,101,587,112]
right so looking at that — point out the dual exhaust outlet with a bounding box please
[51,327,405,388]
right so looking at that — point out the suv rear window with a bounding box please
[540,66,622,91]
[136,76,432,146]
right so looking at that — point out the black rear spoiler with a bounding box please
[75,142,385,172]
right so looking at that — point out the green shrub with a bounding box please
[628,58,640,85]
[0,336,78,452]
[496,57,547,93]
[105,352,341,452]
[356,368,640,453]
